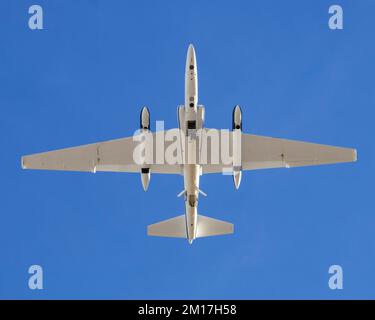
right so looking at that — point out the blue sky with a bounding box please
[0,0,374,299]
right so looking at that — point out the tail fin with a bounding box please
[147,214,233,239]
[147,215,186,238]
[196,215,233,238]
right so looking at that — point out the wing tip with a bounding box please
[21,156,27,169]
[352,149,358,162]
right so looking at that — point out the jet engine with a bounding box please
[232,105,242,190]
[232,104,242,130]
[140,106,150,130]
[140,106,151,191]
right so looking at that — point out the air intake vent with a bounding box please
[187,121,196,130]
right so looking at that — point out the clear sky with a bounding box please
[0,0,374,299]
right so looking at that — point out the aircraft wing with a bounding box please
[21,132,182,174]
[241,133,357,170]
[202,132,357,173]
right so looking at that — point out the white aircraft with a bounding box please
[22,44,357,244]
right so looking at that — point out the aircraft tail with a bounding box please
[147,215,187,238]
[196,215,234,238]
[147,214,233,239]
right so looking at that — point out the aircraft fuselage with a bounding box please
[181,45,201,244]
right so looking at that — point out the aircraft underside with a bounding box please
[21,44,357,244]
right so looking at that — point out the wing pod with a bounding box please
[232,104,242,130]
[140,106,150,130]
[232,105,242,189]
[140,106,151,190]
[141,167,151,191]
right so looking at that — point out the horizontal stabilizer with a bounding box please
[196,215,233,238]
[147,215,186,238]
[147,214,234,239]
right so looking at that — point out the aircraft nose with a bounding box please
[188,239,193,245]
[186,44,196,69]
[188,44,195,56]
